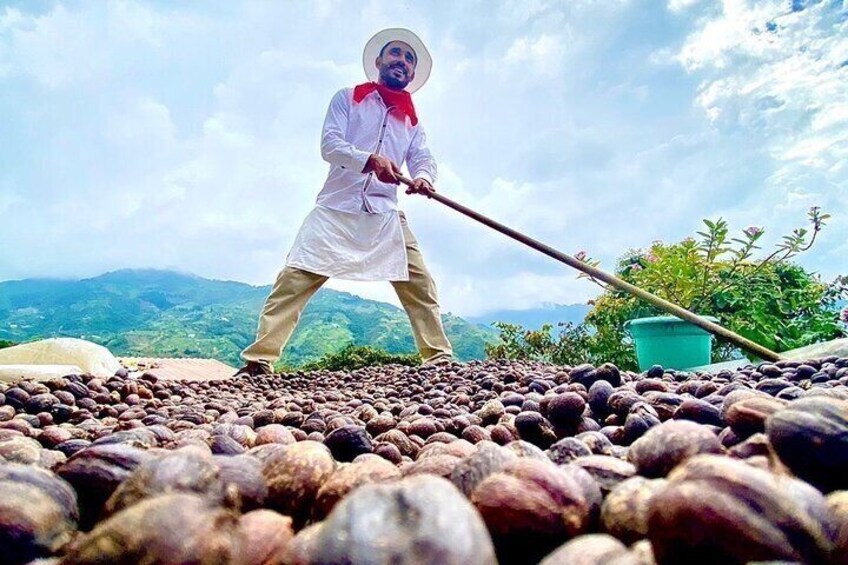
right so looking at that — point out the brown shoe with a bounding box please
[423,354,456,367]
[234,361,273,377]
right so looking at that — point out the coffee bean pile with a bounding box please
[1,357,847,564]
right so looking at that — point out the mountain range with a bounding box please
[467,303,591,330]
[0,269,589,367]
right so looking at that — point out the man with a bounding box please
[236,28,453,377]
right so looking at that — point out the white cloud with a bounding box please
[668,0,704,12]
[0,1,177,88]
[1,0,845,318]
[107,97,177,145]
[676,0,782,71]
[503,33,565,76]
[673,0,848,281]
[496,0,557,25]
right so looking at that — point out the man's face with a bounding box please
[376,41,416,90]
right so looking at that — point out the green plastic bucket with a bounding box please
[624,315,718,371]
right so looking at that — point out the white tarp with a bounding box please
[0,338,120,383]
[689,337,848,372]
[0,365,84,384]
[783,337,848,360]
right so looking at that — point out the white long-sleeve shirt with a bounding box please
[316,87,437,213]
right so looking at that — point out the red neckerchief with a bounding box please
[353,82,418,126]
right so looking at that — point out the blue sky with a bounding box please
[1,0,845,316]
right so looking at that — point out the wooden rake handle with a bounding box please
[396,174,782,363]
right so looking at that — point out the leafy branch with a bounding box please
[694,207,829,311]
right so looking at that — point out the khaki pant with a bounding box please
[241,216,453,365]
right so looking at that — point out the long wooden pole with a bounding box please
[397,176,783,362]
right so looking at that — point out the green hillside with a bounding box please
[0,269,497,366]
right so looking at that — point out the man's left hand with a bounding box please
[406,178,435,195]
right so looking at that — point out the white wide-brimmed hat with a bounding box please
[362,28,432,93]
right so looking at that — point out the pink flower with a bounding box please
[744,226,763,238]
[841,306,848,324]
[645,253,658,263]
[630,264,643,272]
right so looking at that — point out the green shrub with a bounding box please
[293,344,420,372]
[485,322,593,366]
[487,207,847,370]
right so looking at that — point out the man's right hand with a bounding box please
[363,154,401,184]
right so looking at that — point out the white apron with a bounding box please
[286,205,409,281]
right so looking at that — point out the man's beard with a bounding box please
[379,64,410,89]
